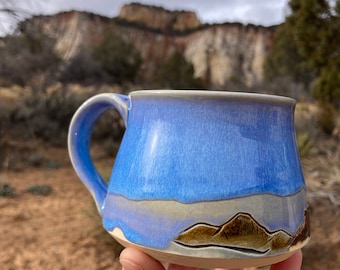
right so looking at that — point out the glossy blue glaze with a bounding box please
[108,92,304,202]
[68,93,129,213]
[68,90,308,251]
[102,190,307,249]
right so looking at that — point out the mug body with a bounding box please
[101,90,309,267]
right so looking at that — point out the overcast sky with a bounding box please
[31,0,289,26]
[0,0,289,35]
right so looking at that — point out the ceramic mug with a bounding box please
[68,90,310,268]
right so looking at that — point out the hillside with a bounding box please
[18,3,275,89]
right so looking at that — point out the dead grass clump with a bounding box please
[296,132,313,158]
[317,102,336,136]
[25,184,52,196]
[0,183,16,197]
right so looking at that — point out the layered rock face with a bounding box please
[22,4,275,88]
[23,11,111,60]
[185,25,271,87]
[118,3,201,32]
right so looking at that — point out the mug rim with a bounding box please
[129,90,296,105]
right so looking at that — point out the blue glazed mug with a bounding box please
[68,90,310,268]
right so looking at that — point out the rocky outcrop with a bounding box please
[116,21,273,88]
[20,4,275,88]
[184,24,271,87]
[118,3,201,32]
[22,11,111,60]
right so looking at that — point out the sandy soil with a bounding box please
[0,143,339,270]
[0,162,122,269]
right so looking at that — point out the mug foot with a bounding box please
[110,227,308,269]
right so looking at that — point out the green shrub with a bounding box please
[0,183,16,197]
[26,184,52,196]
[93,29,142,84]
[296,132,313,158]
[0,25,60,86]
[102,138,121,157]
[317,102,336,135]
[312,67,340,103]
[59,51,105,85]
[27,153,45,167]
[91,109,125,142]
[11,86,87,146]
[154,51,204,89]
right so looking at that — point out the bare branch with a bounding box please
[0,0,44,35]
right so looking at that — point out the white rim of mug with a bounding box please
[129,90,296,105]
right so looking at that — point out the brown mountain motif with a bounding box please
[174,212,295,254]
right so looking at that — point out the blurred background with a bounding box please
[0,1,339,269]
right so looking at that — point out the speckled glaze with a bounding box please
[68,90,310,268]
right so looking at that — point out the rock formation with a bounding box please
[118,3,201,32]
[20,3,276,88]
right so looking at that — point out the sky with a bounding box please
[1,0,289,30]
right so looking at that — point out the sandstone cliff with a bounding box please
[21,4,275,88]
[118,3,201,32]
[22,11,111,60]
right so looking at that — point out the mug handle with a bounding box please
[68,93,130,214]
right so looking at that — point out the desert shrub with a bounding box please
[92,109,125,141]
[59,50,105,85]
[312,67,340,103]
[0,25,60,86]
[26,153,45,167]
[93,29,142,84]
[154,51,204,89]
[102,138,121,157]
[0,183,16,197]
[317,102,336,135]
[5,85,125,151]
[0,108,8,169]
[11,86,87,146]
[296,132,313,158]
[91,109,125,157]
[26,184,52,196]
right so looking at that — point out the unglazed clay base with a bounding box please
[110,227,309,269]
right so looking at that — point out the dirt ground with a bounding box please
[0,140,339,270]
[0,145,123,270]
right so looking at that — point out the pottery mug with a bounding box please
[68,90,310,268]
